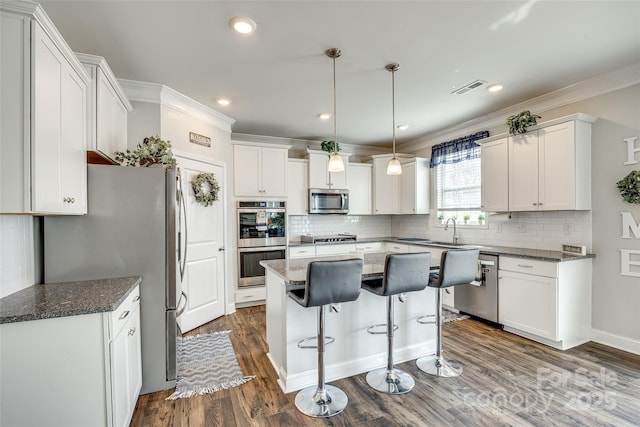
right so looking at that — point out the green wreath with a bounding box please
[191,173,220,207]
[616,170,640,204]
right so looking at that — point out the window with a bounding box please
[431,131,488,226]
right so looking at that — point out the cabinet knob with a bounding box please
[219,246,225,251]
[128,327,136,336]
[63,197,75,203]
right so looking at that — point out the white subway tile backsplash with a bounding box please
[287,210,592,252]
[0,215,36,298]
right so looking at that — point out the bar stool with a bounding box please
[287,258,364,418]
[416,248,479,377]
[361,252,431,394]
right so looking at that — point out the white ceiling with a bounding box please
[39,0,640,147]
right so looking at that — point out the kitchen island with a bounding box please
[260,252,438,393]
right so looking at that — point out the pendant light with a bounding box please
[386,63,402,175]
[326,48,345,173]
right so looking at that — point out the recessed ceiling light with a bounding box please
[487,83,504,92]
[229,17,256,34]
[216,98,231,106]
[397,123,409,130]
[317,113,332,120]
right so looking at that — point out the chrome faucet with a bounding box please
[444,218,459,245]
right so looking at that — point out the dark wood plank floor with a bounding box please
[131,306,640,427]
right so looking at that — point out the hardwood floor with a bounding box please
[131,306,640,427]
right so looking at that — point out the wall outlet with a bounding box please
[496,223,502,233]
[564,223,573,235]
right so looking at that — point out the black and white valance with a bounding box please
[429,130,489,168]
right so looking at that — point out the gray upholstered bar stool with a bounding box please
[361,252,431,394]
[287,258,364,418]
[416,248,479,377]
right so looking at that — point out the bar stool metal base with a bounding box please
[294,384,348,418]
[416,355,463,377]
[366,367,415,394]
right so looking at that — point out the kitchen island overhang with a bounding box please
[261,252,438,393]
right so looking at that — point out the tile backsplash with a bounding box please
[0,215,36,298]
[288,215,391,240]
[289,210,592,252]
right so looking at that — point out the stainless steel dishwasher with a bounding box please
[454,254,499,323]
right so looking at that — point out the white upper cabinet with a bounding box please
[76,53,132,160]
[1,2,89,215]
[400,157,430,214]
[347,163,372,215]
[480,137,509,212]
[307,150,349,189]
[287,159,309,214]
[509,115,595,211]
[372,155,401,214]
[233,142,290,197]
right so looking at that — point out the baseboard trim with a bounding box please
[591,329,640,356]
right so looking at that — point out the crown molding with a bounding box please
[76,53,133,111]
[400,62,640,153]
[118,79,236,131]
[231,132,391,158]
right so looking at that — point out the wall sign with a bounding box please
[189,132,211,147]
[620,135,640,278]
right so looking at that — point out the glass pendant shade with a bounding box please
[328,152,345,172]
[386,157,402,175]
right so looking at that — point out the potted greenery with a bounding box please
[114,135,176,167]
[437,213,445,223]
[506,110,541,135]
[321,140,341,155]
[463,214,470,224]
[478,214,485,224]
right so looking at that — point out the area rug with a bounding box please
[166,330,254,400]
[443,308,470,323]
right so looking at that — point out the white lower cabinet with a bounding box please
[315,243,357,257]
[0,286,141,427]
[289,245,316,259]
[385,242,409,253]
[235,287,267,306]
[498,256,592,350]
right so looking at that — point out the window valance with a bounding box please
[429,130,489,168]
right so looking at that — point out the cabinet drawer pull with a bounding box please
[128,327,136,336]
[517,264,533,268]
[118,310,130,320]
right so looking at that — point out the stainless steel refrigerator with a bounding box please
[44,164,187,394]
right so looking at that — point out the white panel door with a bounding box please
[176,156,226,332]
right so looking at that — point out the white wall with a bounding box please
[0,216,37,298]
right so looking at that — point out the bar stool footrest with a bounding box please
[297,336,335,349]
[417,314,436,324]
[366,323,399,335]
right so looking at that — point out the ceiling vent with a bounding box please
[451,80,487,95]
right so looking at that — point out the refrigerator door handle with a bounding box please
[178,182,188,282]
[176,291,188,317]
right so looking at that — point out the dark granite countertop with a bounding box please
[288,236,594,262]
[261,252,390,286]
[0,276,141,324]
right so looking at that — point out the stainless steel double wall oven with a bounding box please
[237,201,286,287]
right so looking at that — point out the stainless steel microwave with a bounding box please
[309,188,349,214]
